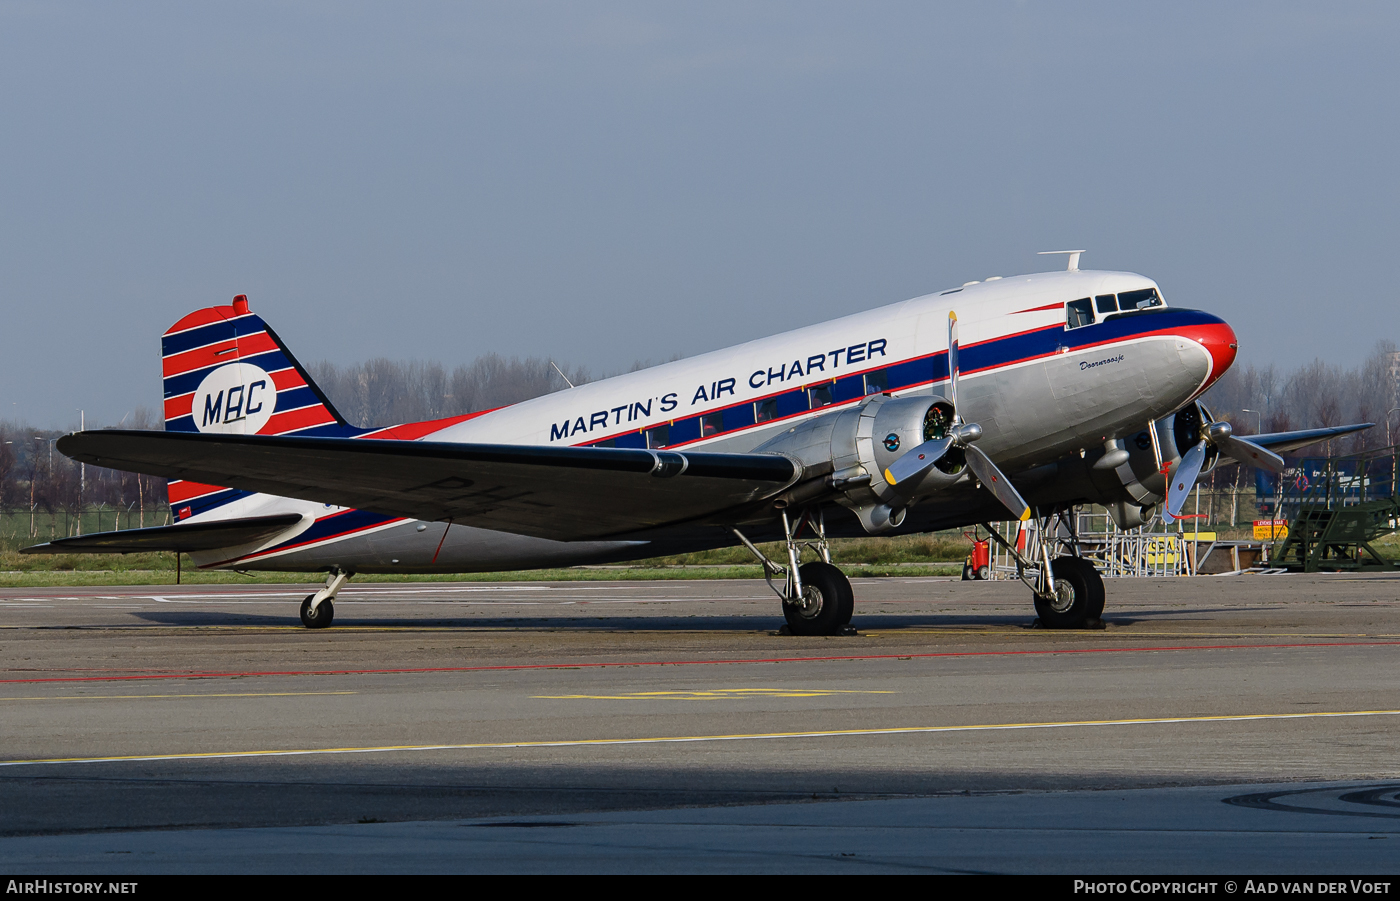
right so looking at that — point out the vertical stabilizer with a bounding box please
[161,295,348,519]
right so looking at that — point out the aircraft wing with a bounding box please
[1225,423,1373,461]
[21,513,305,554]
[58,430,802,542]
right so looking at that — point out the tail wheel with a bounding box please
[300,595,334,629]
[784,561,854,635]
[1033,556,1104,629]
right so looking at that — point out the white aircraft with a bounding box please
[32,254,1367,634]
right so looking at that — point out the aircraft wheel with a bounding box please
[1069,557,1106,619]
[1033,557,1102,629]
[784,562,853,635]
[300,595,334,629]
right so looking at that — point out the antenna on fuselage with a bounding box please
[1038,249,1085,271]
[549,360,576,389]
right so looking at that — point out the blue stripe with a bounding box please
[163,348,293,398]
[170,487,253,519]
[257,508,396,553]
[162,320,238,356]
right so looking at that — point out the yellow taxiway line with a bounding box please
[4,708,1399,768]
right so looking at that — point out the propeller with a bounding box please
[1164,419,1285,522]
[883,311,1031,522]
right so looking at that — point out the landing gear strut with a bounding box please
[733,508,854,636]
[300,567,351,629]
[981,510,1105,629]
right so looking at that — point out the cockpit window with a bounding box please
[1095,294,1118,314]
[1066,297,1094,329]
[1118,287,1163,310]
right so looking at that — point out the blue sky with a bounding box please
[2,2,1396,427]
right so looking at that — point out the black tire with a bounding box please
[1068,556,1106,620]
[1032,557,1102,629]
[300,595,334,629]
[961,562,973,581]
[976,565,991,581]
[784,561,853,635]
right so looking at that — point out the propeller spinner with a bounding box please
[1164,418,1285,522]
[883,311,1032,522]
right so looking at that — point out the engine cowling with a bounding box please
[753,394,965,532]
[1101,400,1219,527]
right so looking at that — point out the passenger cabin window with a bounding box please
[808,385,833,409]
[1066,297,1095,329]
[754,398,777,423]
[700,412,722,437]
[645,424,669,448]
[864,369,888,394]
[1095,294,1117,314]
[1118,287,1163,310]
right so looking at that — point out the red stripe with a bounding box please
[1012,301,1064,314]
[364,411,490,441]
[3,640,1394,685]
[166,480,229,504]
[163,306,237,336]
[270,368,305,391]
[262,406,336,435]
[163,393,194,420]
[161,332,279,378]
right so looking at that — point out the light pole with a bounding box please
[1385,407,1400,448]
[34,436,55,470]
[1241,409,1263,435]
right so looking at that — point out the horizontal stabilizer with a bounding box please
[20,513,305,555]
[56,430,802,542]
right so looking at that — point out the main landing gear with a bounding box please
[300,567,351,629]
[980,510,1105,629]
[733,509,855,637]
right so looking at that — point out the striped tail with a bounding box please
[162,294,350,520]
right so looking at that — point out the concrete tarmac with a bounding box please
[2,573,1400,872]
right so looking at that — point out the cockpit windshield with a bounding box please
[1117,287,1163,310]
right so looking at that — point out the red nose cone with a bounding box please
[1196,320,1238,389]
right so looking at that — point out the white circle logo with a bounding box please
[192,363,277,434]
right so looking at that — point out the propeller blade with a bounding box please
[883,437,954,487]
[947,311,959,419]
[1165,439,1208,521]
[964,445,1031,522]
[1217,435,1285,473]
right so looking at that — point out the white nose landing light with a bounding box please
[192,362,276,434]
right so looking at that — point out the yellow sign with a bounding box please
[1253,520,1289,540]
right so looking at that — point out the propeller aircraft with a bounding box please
[29,256,1370,634]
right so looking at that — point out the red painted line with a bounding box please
[1011,301,1064,314]
[2,640,1395,685]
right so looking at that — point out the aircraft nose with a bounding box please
[1190,315,1239,388]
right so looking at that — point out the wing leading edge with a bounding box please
[58,430,802,542]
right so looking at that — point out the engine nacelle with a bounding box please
[1099,400,1219,527]
[753,394,966,533]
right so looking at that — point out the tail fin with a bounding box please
[162,294,350,520]
[162,295,347,437]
